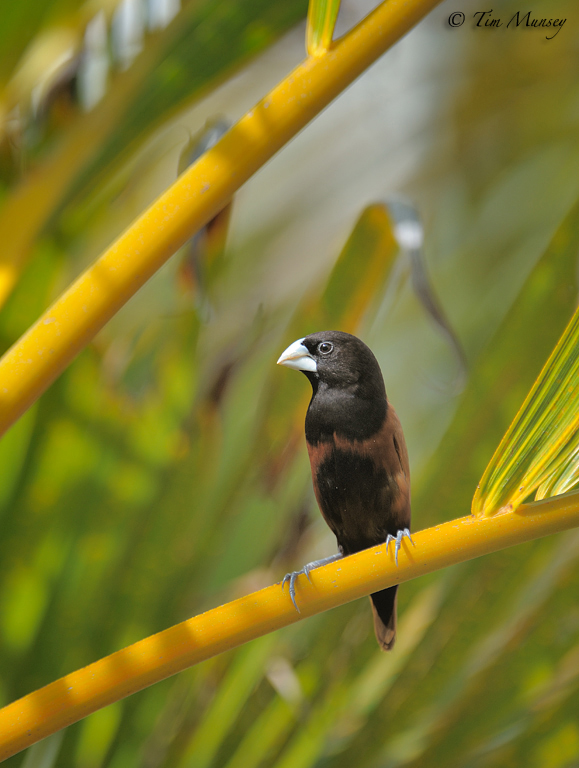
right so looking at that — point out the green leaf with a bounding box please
[472,204,579,517]
[306,0,341,56]
[20,731,64,768]
[75,703,123,768]
[176,635,277,768]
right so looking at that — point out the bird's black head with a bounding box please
[277,330,386,401]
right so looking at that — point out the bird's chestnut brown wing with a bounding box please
[306,403,411,556]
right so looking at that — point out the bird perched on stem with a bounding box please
[277,331,412,650]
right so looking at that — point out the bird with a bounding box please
[277,330,412,650]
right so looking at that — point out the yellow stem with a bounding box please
[0,0,442,437]
[1,491,578,760]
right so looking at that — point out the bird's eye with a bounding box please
[318,342,334,355]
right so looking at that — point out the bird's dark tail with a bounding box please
[370,586,398,651]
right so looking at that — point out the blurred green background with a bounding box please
[1,0,579,765]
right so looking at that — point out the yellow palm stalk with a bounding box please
[0,491,578,760]
[0,0,443,438]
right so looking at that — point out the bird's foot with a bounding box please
[282,553,343,612]
[385,528,415,566]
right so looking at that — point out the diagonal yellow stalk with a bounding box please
[0,491,578,760]
[0,0,443,439]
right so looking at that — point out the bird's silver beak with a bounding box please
[277,338,317,372]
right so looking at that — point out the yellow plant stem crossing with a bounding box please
[0,0,443,438]
[1,491,578,760]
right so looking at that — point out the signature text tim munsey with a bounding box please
[475,10,566,39]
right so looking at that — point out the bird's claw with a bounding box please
[282,569,305,612]
[385,528,415,566]
[282,554,343,612]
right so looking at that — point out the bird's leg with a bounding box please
[385,528,415,566]
[282,553,344,612]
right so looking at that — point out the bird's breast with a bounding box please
[305,391,387,445]
[306,435,401,554]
